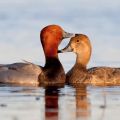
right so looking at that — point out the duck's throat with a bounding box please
[76,54,90,67]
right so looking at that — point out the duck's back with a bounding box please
[87,67,120,86]
[0,63,42,86]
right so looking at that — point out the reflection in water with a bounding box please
[0,85,120,120]
[45,87,59,120]
[75,84,90,120]
[59,86,76,120]
[44,85,90,120]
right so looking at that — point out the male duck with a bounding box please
[0,25,75,86]
[59,34,120,86]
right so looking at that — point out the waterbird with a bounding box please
[0,25,75,86]
[58,34,120,86]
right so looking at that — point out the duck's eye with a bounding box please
[76,40,79,42]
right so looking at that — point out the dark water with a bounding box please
[0,84,120,120]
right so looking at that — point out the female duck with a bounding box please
[0,25,75,86]
[59,34,120,86]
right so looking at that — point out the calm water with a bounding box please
[0,84,120,120]
[0,1,120,120]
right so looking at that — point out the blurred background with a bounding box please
[0,0,120,71]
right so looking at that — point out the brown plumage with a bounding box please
[59,34,120,86]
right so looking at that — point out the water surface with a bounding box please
[0,84,120,120]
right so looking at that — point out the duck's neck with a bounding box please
[43,41,64,71]
[75,50,91,69]
[44,40,61,66]
[45,57,61,68]
[43,57,65,79]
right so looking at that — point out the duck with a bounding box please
[58,34,120,86]
[0,25,75,86]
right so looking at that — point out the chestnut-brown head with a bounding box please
[40,25,74,58]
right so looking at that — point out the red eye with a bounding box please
[76,40,79,42]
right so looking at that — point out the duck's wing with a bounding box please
[88,67,120,76]
[87,67,120,86]
[0,63,42,86]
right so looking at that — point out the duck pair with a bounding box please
[0,25,120,86]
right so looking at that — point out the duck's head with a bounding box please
[40,25,75,58]
[58,34,92,66]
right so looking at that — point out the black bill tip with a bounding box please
[57,50,62,53]
[75,34,81,36]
